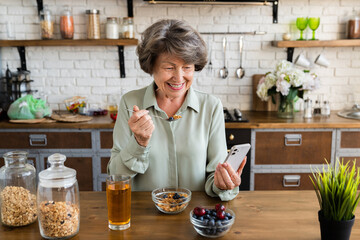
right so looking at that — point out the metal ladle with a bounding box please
[219,37,228,79]
[236,36,245,79]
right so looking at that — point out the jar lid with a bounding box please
[86,9,100,14]
[39,153,77,187]
[107,17,117,21]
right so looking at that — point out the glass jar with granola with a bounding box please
[38,153,80,239]
[40,5,54,39]
[0,151,37,227]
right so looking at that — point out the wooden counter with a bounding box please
[0,111,359,129]
[1,191,359,240]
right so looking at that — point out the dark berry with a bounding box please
[208,219,215,227]
[198,216,204,221]
[215,204,226,212]
[194,207,206,217]
[173,193,180,199]
[216,220,222,227]
[162,194,168,199]
[216,210,225,220]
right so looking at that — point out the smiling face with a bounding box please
[152,53,195,100]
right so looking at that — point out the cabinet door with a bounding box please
[340,132,360,148]
[255,131,332,165]
[254,173,314,190]
[44,156,93,191]
[0,132,92,149]
[100,131,113,149]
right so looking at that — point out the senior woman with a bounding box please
[108,19,246,201]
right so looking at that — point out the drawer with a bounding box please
[44,156,93,191]
[341,131,360,148]
[0,132,92,149]
[255,131,332,165]
[101,157,110,174]
[100,131,113,149]
[254,173,314,190]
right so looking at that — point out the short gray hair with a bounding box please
[136,19,207,75]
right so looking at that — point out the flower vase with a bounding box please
[277,95,294,119]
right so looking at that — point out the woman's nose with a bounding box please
[173,68,184,80]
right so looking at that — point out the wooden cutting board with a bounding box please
[252,74,279,111]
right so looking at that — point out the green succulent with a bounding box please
[310,159,360,221]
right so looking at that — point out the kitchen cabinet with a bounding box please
[250,129,336,190]
[335,129,360,171]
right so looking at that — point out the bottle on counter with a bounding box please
[60,5,74,39]
[303,98,312,119]
[86,9,100,39]
[0,151,37,227]
[37,153,80,239]
[322,100,331,117]
[40,5,54,39]
[106,17,119,39]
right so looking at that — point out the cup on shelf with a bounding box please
[314,54,330,68]
[294,54,311,68]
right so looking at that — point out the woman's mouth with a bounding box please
[167,82,185,90]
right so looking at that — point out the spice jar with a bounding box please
[60,5,74,39]
[106,17,119,39]
[0,151,37,227]
[40,5,54,39]
[123,17,134,39]
[118,17,124,38]
[86,9,100,39]
[38,153,80,239]
[348,12,360,39]
[303,98,312,119]
[322,100,331,117]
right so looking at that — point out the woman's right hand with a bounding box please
[128,105,155,147]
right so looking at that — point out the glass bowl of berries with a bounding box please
[190,204,235,238]
[151,187,191,214]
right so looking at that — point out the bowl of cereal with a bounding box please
[151,187,191,214]
[190,204,235,238]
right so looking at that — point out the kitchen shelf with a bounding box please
[0,39,138,78]
[272,39,360,62]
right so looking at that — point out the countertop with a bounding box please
[0,111,359,129]
[1,191,359,240]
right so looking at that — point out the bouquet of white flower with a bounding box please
[256,60,320,118]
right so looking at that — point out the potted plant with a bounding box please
[310,159,360,240]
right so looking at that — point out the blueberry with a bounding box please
[173,193,180,199]
[208,219,215,227]
[204,214,211,219]
[205,209,210,214]
[224,216,229,221]
[216,220,222,227]
[203,219,209,225]
[198,216,204,221]
[162,194,168,199]
[210,229,217,235]
[193,214,198,219]
[211,211,217,217]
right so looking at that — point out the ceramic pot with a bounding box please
[318,211,355,240]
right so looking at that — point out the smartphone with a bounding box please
[224,143,251,171]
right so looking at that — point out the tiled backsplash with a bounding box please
[1,0,359,111]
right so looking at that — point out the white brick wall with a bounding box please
[1,0,360,111]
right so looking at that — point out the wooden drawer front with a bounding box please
[255,131,332,165]
[100,131,113,149]
[44,157,93,191]
[341,132,360,148]
[101,157,110,174]
[338,156,360,168]
[0,132,92,149]
[254,173,314,190]
[0,157,37,170]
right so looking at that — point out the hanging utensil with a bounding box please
[219,37,228,79]
[207,35,213,75]
[236,36,245,79]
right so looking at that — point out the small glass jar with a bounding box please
[313,100,322,116]
[38,153,80,239]
[123,17,134,39]
[303,98,312,119]
[60,5,74,39]
[322,100,331,117]
[348,13,360,39]
[106,17,119,39]
[40,5,54,39]
[0,151,37,227]
[86,9,100,39]
[118,17,124,38]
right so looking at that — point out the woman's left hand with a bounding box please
[214,156,247,190]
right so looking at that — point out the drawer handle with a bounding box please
[284,134,302,146]
[229,134,234,141]
[283,175,301,187]
[29,134,47,146]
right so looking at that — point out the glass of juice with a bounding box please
[106,175,131,230]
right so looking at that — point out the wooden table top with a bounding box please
[1,191,360,240]
[1,111,360,129]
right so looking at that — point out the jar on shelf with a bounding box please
[123,17,134,39]
[118,17,124,38]
[348,12,360,39]
[60,5,74,39]
[37,153,80,239]
[86,9,100,39]
[106,17,119,39]
[40,5,54,39]
[0,151,37,227]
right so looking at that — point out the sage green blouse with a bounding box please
[108,82,239,201]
